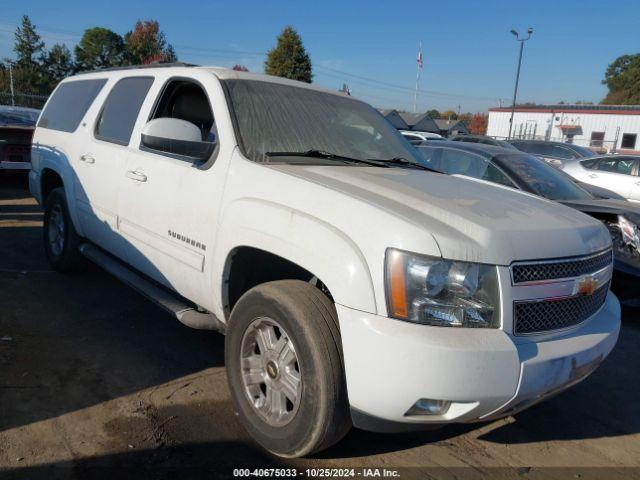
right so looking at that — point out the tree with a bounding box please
[426,109,440,119]
[468,113,488,135]
[232,64,249,72]
[124,20,177,65]
[601,53,640,105]
[44,43,74,85]
[441,110,458,120]
[264,26,312,83]
[14,15,44,69]
[75,27,127,70]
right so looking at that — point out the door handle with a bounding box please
[80,154,95,164]
[588,173,598,178]
[126,170,147,182]
[635,181,640,186]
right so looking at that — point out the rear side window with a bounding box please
[38,79,107,132]
[95,77,154,145]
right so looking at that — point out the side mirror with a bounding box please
[141,118,216,161]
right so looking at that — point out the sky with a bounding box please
[0,0,638,113]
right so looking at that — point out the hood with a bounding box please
[267,164,612,265]
[562,198,640,224]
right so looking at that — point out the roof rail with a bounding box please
[76,62,200,75]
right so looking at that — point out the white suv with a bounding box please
[29,64,620,458]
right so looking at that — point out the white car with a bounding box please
[400,130,444,142]
[562,155,640,202]
[29,64,620,458]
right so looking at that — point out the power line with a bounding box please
[0,17,505,105]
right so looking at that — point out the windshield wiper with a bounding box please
[265,150,391,168]
[369,156,440,173]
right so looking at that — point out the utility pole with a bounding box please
[9,63,15,107]
[413,41,423,113]
[507,28,533,140]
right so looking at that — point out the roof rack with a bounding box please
[76,62,200,75]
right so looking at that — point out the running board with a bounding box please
[79,243,226,333]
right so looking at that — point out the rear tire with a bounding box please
[43,187,83,272]
[225,280,351,458]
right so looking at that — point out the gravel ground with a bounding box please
[0,173,639,480]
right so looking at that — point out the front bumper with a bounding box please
[337,292,620,431]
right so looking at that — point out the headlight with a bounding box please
[385,249,500,328]
[618,215,640,252]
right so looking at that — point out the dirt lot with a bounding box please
[1,174,639,479]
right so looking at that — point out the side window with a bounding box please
[551,145,578,160]
[484,163,516,187]
[95,77,154,145]
[38,79,107,132]
[580,158,598,169]
[596,158,635,175]
[149,80,216,143]
[439,149,489,179]
[415,146,441,170]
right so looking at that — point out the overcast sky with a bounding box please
[0,0,637,112]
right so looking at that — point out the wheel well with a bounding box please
[41,169,64,203]
[224,247,333,317]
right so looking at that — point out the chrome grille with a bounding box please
[511,250,613,284]
[514,282,609,335]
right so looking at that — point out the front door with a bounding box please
[117,75,229,308]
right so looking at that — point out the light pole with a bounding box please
[507,27,533,140]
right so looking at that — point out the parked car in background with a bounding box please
[29,64,620,458]
[0,106,40,172]
[400,130,445,144]
[509,139,596,167]
[416,141,640,301]
[562,155,640,203]
[451,134,518,150]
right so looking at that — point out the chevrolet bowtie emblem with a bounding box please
[575,275,598,296]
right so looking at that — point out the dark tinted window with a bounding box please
[550,145,579,160]
[499,153,592,200]
[432,148,515,187]
[566,144,596,158]
[595,157,635,175]
[622,134,637,149]
[95,77,154,145]
[38,79,107,132]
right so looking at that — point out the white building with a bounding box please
[486,104,640,153]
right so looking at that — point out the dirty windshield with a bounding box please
[224,79,422,165]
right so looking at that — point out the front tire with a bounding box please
[43,187,83,272]
[225,280,351,458]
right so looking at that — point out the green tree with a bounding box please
[264,26,312,83]
[44,43,74,86]
[74,27,127,71]
[14,15,45,69]
[426,109,440,119]
[601,53,640,105]
[124,20,177,64]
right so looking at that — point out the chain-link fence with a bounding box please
[0,91,48,110]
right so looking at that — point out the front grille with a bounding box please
[511,250,612,284]
[514,282,609,335]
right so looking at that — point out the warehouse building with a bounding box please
[486,104,640,153]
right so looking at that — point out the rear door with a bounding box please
[76,76,155,258]
[586,157,637,200]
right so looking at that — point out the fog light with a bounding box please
[404,398,451,416]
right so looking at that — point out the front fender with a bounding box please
[213,197,377,315]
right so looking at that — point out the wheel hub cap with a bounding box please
[240,317,302,427]
[48,205,65,256]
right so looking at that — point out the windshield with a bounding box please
[498,153,593,201]
[223,79,422,164]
